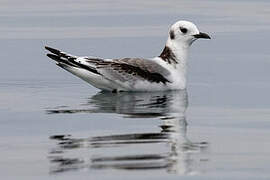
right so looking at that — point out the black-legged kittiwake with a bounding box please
[45,20,210,92]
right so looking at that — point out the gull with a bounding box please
[45,20,210,92]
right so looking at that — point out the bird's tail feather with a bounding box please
[45,46,77,66]
[45,46,100,75]
[45,46,76,59]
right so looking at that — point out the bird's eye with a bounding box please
[180,27,188,34]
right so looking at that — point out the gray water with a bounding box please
[1,0,270,179]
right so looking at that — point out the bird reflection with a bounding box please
[48,90,208,174]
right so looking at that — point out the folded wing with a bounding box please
[45,46,171,90]
[86,57,171,84]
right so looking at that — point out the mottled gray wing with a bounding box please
[86,58,171,84]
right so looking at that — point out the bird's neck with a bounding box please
[159,38,189,68]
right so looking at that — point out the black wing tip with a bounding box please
[44,46,50,50]
[47,53,61,61]
[45,46,61,55]
[56,62,70,69]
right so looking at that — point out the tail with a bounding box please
[45,46,78,66]
[45,46,100,75]
[45,46,115,91]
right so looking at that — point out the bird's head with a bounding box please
[168,20,211,47]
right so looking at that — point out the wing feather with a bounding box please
[86,58,171,84]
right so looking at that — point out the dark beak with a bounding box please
[193,32,211,39]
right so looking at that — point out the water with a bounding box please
[1,0,270,179]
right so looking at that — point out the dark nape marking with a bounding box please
[169,30,175,40]
[159,46,178,64]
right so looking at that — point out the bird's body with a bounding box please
[45,20,210,92]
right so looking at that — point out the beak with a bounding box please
[193,32,211,39]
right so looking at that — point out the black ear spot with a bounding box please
[180,27,188,34]
[169,30,175,39]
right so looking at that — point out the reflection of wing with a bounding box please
[89,91,188,117]
[46,91,188,118]
[86,57,171,84]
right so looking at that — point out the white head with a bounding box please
[168,20,210,47]
[159,20,210,65]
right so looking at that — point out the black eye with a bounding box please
[180,27,188,34]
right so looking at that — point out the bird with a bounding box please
[45,20,210,92]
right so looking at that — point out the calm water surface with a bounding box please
[1,0,270,179]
